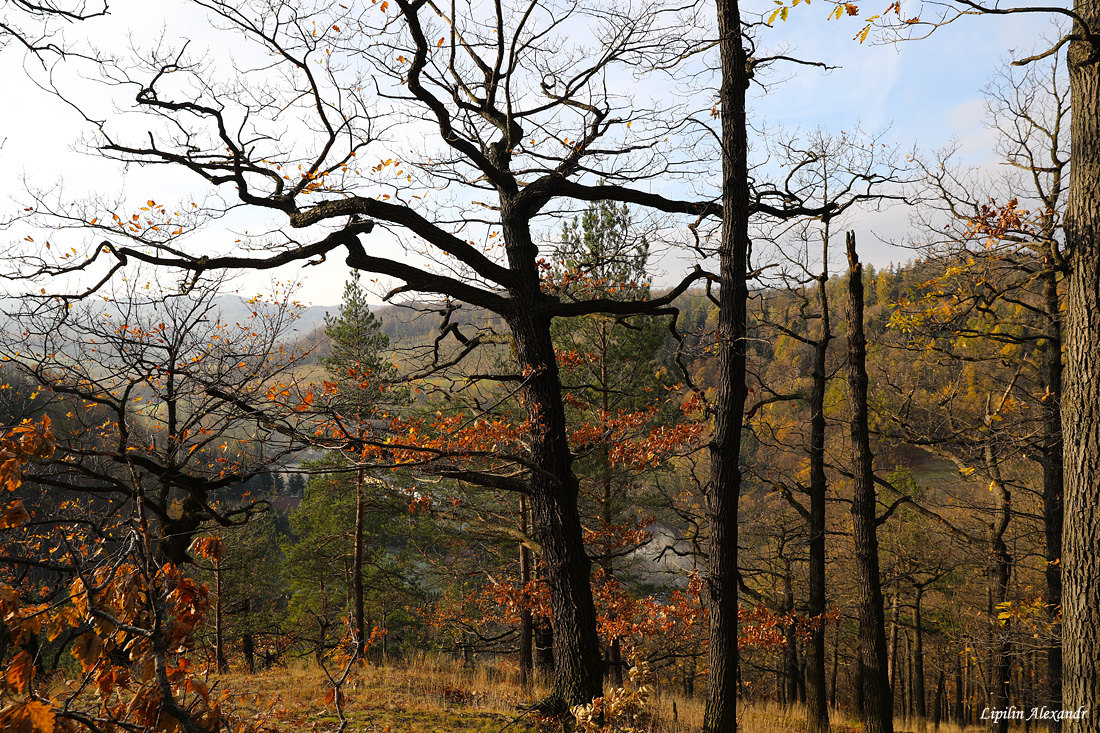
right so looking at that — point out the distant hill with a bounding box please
[211,296,334,335]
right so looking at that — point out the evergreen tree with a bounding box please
[552,201,680,685]
[288,273,407,659]
[283,454,420,664]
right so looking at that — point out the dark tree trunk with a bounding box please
[900,632,909,723]
[702,0,752,727]
[784,558,800,708]
[845,233,893,733]
[608,638,624,689]
[534,617,554,672]
[986,447,1013,733]
[933,670,945,732]
[1040,257,1064,733]
[684,659,696,698]
[242,633,255,674]
[799,643,808,704]
[913,589,927,733]
[519,495,533,687]
[955,653,964,727]
[854,654,866,721]
[889,592,900,708]
[808,255,832,733]
[1061,6,1100,731]
[831,624,840,708]
[505,294,602,708]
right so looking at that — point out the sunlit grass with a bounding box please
[213,657,986,733]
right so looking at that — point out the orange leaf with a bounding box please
[24,701,54,733]
[6,650,33,693]
[188,536,226,562]
[0,500,30,529]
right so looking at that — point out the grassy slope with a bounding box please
[213,657,981,733]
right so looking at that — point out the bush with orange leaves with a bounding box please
[0,417,267,733]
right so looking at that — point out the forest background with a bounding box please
[0,1,1094,733]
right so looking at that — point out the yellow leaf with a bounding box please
[24,701,54,733]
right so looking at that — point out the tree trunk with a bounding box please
[1061,6,1100,731]
[955,653,964,727]
[519,495,534,687]
[846,232,893,733]
[505,297,603,709]
[242,633,255,674]
[913,589,927,733]
[353,465,366,658]
[1040,257,1064,733]
[854,654,866,721]
[901,632,909,723]
[831,624,840,708]
[215,559,228,674]
[600,406,624,689]
[889,592,900,707]
[808,256,832,733]
[535,617,554,672]
[784,557,800,707]
[933,670,945,732]
[702,0,752,727]
[986,446,1012,733]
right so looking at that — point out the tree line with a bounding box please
[0,0,1097,732]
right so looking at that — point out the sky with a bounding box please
[0,0,1060,307]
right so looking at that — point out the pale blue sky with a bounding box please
[0,0,1061,306]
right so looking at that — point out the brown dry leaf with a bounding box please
[0,500,30,529]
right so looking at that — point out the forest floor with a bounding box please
[215,656,978,733]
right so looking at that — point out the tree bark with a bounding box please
[784,556,800,707]
[507,298,603,708]
[353,465,366,658]
[831,624,840,708]
[1040,254,1065,733]
[1062,5,1100,731]
[807,254,832,733]
[913,588,927,733]
[846,232,893,733]
[854,654,866,720]
[933,669,945,732]
[986,446,1012,733]
[702,0,751,728]
[955,653,964,727]
[889,592,900,705]
[519,495,533,687]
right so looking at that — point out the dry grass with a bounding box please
[216,654,547,733]
[214,659,988,733]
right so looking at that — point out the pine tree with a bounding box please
[552,201,678,686]
[313,272,401,657]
